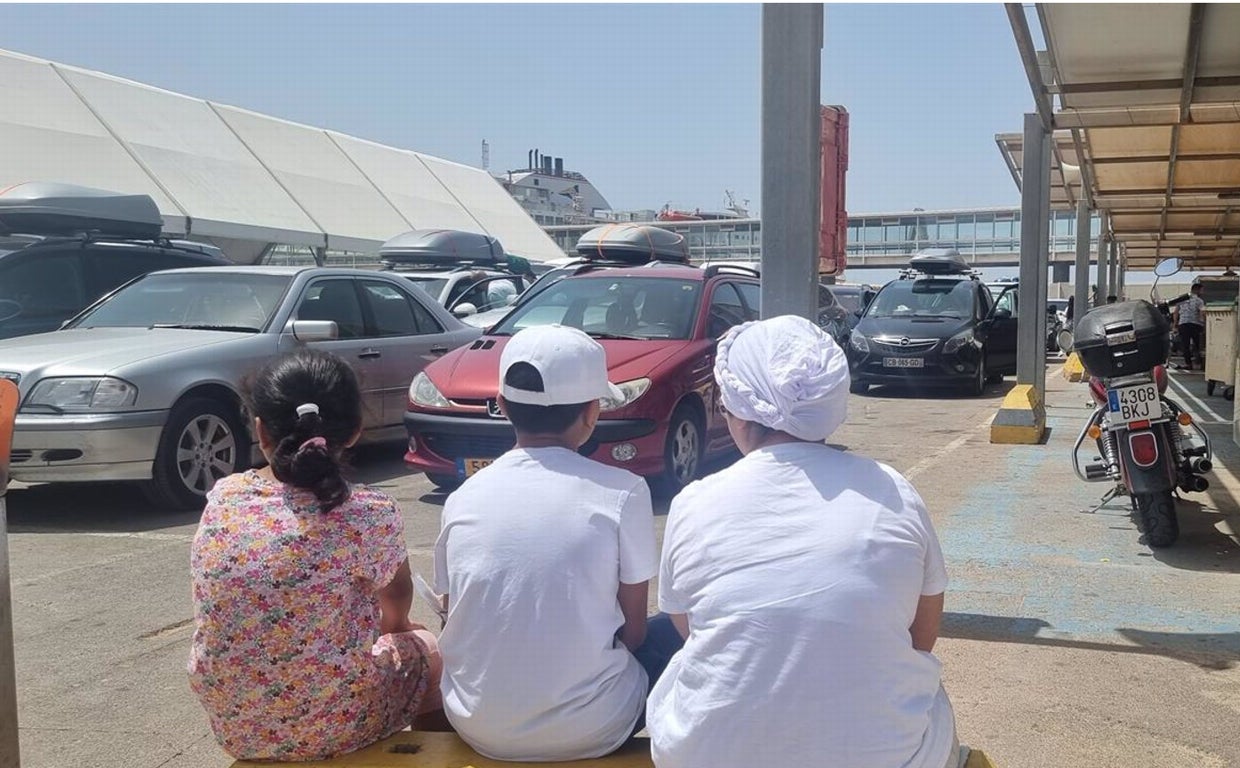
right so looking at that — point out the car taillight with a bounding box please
[1088,377,1108,404]
[1129,432,1159,468]
[1154,365,1168,394]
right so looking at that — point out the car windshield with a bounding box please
[70,272,291,331]
[868,279,974,319]
[403,277,449,300]
[490,275,701,340]
[834,289,864,314]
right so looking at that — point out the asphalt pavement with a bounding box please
[5,363,1239,768]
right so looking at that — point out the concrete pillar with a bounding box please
[759,3,822,321]
[1073,199,1091,327]
[1016,112,1051,389]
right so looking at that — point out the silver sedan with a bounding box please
[0,266,481,509]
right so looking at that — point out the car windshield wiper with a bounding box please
[588,331,648,341]
[150,323,261,333]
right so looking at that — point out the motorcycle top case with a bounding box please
[1074,300,1170,378]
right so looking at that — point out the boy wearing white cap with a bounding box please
[433,325,668,760]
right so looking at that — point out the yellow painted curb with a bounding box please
[989,384,1046,444]
[965,750,1001,768]
[1062,352,1086,382]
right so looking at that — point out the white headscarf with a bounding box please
[714,315,851,442]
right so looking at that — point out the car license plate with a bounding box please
[456,458,493,478]
[1107,383,1161,424]
[883,357,924,368]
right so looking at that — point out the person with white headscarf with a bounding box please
[646,315,962,768]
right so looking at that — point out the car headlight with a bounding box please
[599,378,652,412]
[944,330,975,354]
[23,377,137,412]
[850,329,870,353]
[409,372,450,408]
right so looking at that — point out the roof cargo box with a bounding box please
[0,182,162,239]
[379,229,504,267]
[909,249,970,275]
[575,224,689,264]
[1074,300,1170,378]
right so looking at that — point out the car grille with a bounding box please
[871,337,939,354]
[9,449,31,464]
[421,432,515,461]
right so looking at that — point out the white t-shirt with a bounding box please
[649,442,953,768]
[434,446,658,761]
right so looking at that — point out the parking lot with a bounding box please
[6,364,1240,768]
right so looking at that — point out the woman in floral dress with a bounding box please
[189,350,441,761]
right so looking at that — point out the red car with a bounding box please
[403,263,761,494]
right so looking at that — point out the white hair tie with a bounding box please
[295,403,320,418]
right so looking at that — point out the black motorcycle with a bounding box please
[1068,260,1213,548]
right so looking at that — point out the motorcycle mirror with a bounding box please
[1154,258,1184,278]
[1057,328,1074,355]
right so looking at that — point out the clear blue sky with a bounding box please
[0,3,1034,216]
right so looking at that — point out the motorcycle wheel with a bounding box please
[1135,491,1179,548]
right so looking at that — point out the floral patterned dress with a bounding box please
[189,471,431,761]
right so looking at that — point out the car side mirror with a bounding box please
[993,307,1013,320]
[453,302,478,318]
[289,319,339,342]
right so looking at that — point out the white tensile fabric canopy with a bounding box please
[0,48,563,262]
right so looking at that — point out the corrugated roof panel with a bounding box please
[1086,127,1171,160]
[1093,161,1169,191]
[0,51,186,233]
[416,154,564,260]
[328,133,488,235]
[55,65,324,246]
[213,105,411,251]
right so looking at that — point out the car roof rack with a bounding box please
[0,182,164,240]
[575,224,691,265]
[901,249,979,281]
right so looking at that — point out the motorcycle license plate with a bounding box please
[1108,383,1161,425]
[883,357,924,368]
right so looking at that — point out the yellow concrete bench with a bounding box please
[231,731,1000,767]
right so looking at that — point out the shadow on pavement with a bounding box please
[5,481,200,534]
[862,379,1016,401]
[1146,498,1240,573]
[943,611,1240,670]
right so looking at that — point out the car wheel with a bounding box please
[654,404,703,496]
[970,356,987,397]
[426,473,461,491]
[144,397,248,511]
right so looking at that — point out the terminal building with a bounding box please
[546,207,1102,272]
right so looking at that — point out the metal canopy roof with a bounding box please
[999,3,1240,271]
[0,48,563,261]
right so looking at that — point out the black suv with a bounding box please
[846,251,1018,396]
[0,183,228,340]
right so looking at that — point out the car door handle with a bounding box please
[430,345,449,356]
[358,348,381,360]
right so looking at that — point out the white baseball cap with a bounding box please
[500,325,625,406]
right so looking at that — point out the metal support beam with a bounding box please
[760,3,822,321]
[1017,113,1051,389]
[1074,199,1091,326]
[1116,240,1125,303]
[1006,4,1055,131]
[1118,251,1127,300]
[1096,233,1110,308]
